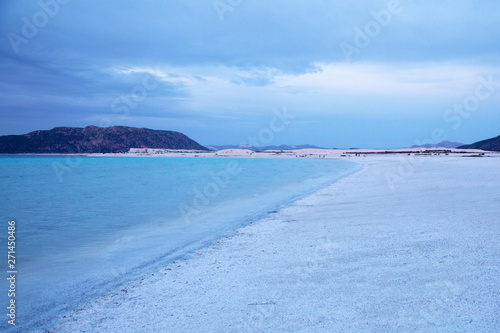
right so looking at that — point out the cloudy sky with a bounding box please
[1,0,499,148]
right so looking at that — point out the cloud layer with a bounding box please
[1,0,499,147]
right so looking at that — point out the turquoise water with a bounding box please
[0,156,359,331]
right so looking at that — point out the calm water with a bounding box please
[0,156,359,331]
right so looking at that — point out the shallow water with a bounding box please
[0,155,359,331]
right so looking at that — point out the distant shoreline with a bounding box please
[1,147,497,158]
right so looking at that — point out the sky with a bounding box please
[0,0,499,148]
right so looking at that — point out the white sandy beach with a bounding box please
[117,147,491,159]
[53,155,499,332]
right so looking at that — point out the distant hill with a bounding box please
[0,126,207,153]
[207,144,324,151]
[458,135,500,152]
[411,141,465,149]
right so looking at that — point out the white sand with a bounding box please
[117,147,492,159]
[53,155,499,332]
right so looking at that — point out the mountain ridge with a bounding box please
[458,135,500,152]
[0,126,207,153]
[206,144,325,151]
[411,141,465,149]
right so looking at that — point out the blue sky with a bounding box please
[1,0,499,148]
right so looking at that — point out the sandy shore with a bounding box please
[53,155,499,332]
[98,147,494,159]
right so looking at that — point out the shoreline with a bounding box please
[52,155,500,332]
[0,147,496,159]
[4,156,360,332]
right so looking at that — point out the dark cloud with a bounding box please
[0,0,499,146]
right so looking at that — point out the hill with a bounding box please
[458,135,500,152]
[206,144,324,151]
[411,141,464,149]
[0,126,207,153]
